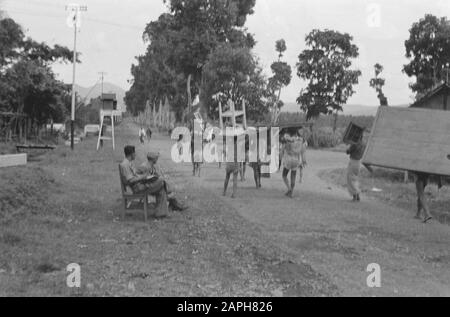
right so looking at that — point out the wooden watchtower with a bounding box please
[96,93,120,151]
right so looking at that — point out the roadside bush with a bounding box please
[310,127,342,148]
[0,167,55,217]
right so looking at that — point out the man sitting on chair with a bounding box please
[139,152,188,212]
[119,146,169,219]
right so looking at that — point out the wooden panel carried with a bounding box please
[362,106,450,176]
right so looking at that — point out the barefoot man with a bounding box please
[414,172,442,223]
[346,134,365,202]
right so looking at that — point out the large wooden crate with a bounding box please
[362,106,450,176]
[343,122,365,144]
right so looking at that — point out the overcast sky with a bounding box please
[2,0,450,106]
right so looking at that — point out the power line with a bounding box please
[5,0,63,10]
[84,17,142,31]
[3,8,63,20]
[3,7,143,31]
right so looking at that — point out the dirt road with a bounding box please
[1,120,448,296]
[153,130,450,297]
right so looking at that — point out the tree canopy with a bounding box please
[370,63,388,106]
[296,29,361,120]
[403,14,450,96]
[201,43,269,121]
[0,15,75,134]
[126,0,257,121]
[267,39,292,124]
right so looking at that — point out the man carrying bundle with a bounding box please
[346,134,365,202]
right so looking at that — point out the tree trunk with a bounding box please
[187,74,193,114]
[19,119,23,143]
[158,99,163,129]
[310,119,318,148]
[7,124,12,142]
[333,110,338,133]
[153,102,156,127]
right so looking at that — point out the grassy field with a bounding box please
[319,167,450,225]
[278,112,374,131]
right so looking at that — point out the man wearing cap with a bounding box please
[119,146,169,219]
[139,152,188,212]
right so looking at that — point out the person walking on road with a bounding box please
[139,127,146,144]
[281,129,304,198]
[346,134,365,202]
[414,172,441,224]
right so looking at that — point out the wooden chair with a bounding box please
[118,166,149,221]
[218,99,248,131]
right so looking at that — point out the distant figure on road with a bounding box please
[223,136,242,199]
[346,134,365,202]
[146,127,152,141]
[281,129,305,198]
[177,134,184,156]
[139,128,146,144]
[297,128,308,184]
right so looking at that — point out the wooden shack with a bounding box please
[411,82,450,111]
[101,93,118,111]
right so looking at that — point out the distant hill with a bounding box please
[75,82,126,112]
[282,102,409,117]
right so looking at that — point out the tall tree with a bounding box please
[370,63,388,106]
[296,29,361,125]
[267,39,292,124]
[0,17,24,70]
[202,44,265,118]
[166,0,256,116]
[0,15,75,139]
[126,0,256,122]
[403,14,450,97]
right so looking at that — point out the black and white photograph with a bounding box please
[0,0,449,299]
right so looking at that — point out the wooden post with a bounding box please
[111,112,115,150]
[153,103,156,127]
[19,119,23,143]
[242,99,247,130]
[97,111,104,151]
[231,100,236,128]
[219,101,224,131]
[159,100,162,128]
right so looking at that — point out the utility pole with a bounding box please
[99,71,107,110]
[99,71,107,95]
[66,4,87,150]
